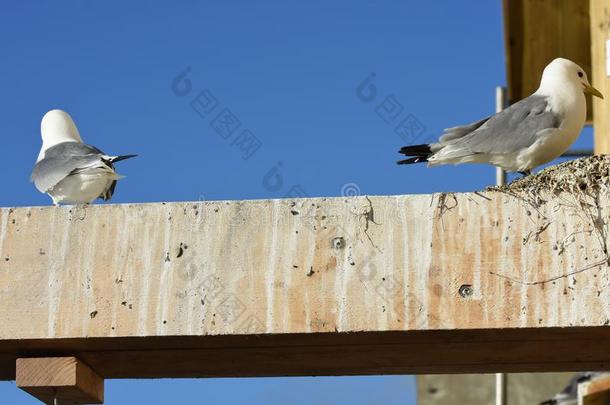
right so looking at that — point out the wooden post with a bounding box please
[503,0,592,115]
[16,357,103,404]
[591,0,610,154]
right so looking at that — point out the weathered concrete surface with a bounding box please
[1,157,610,379]
[417,373,575,405]
[1,193,607,338]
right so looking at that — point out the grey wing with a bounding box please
[439,117,491,143]
[446,95,561,155]
[31,142,108,193]
[42,142,107,159]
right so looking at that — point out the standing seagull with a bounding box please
[31,109,136,205]
[397,58,604,174]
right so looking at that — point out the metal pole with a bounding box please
[495,86,507,186]
[496,373,508,405]
[494,86,508,405]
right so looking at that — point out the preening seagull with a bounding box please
[398,58,604,174]
[31,109,136,205]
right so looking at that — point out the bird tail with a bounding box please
[109,154,138,163]
[397,144,432,165]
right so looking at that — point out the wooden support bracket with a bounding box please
[16,357,104,404]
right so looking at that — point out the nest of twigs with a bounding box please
[487,155,610,198]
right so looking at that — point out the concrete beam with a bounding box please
[1,160,610,378]
[417,373,575,405]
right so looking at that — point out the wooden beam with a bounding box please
[503,0,593,120]
[591,0,610,154]
[16,357,103,404]
[1,159,610,378]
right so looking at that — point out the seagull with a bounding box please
[31,109,136,205]
[397,58,604,175]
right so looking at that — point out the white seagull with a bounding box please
[31,109,136,205]
[398,58,604,174]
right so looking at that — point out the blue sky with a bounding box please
[0,1,594,404]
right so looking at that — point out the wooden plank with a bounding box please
[2,329,610,379]
[579,375,610,405]
[504,0,593,120]
[591,0,610,153]
[1,163,610,378]
[16,357,103,404]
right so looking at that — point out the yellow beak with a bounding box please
[584,83,604,99]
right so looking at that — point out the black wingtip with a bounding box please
[111,154,138,163]
[398,144,432,156]
[398,143,431,165]
[397,156,428,165]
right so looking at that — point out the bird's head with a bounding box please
[540,58,604,99]
[38,109,83,161]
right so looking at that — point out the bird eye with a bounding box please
[578,71,584,78]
